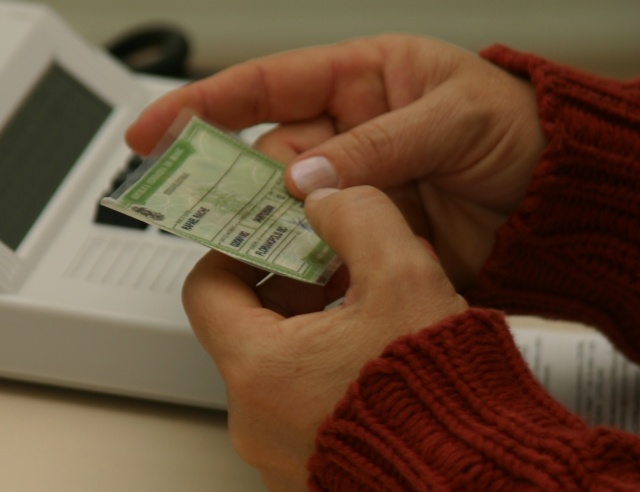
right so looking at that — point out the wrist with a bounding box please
[470,45,640,360]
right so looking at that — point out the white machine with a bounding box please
[0,1,228,408]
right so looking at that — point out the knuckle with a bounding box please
[316,184,380,217]
[378,242,449,292]
[386,248,435,282]
[341,121,396,181]
[339,184,383,205]
[316,185,388,235]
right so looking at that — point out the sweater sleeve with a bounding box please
[307,48,640,490]
[308,309,640,491]
[467,45,640,363]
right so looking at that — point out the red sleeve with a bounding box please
[307,47,640,490]
[308,309,640,491]
[467,45,640,363]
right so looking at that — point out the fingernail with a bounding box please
[307,187,340,203]
[290,156,338,195]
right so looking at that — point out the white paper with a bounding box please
[512,324,640,434]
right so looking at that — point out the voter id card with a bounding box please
[100,114,340,284]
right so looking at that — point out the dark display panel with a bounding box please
[0,63,112,250]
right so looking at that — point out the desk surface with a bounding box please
[0,316,595,491]
[0,379,266,492]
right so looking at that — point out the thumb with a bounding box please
[304,186,444,293]
[284,87,478,198]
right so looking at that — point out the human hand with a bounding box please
[182,185,467,490]
[126,34,546,290]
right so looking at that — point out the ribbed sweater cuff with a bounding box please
[469,45,640,361]
[308,309,640,491]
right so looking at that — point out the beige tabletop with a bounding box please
[0,316,594,492]
[0,379,266,492]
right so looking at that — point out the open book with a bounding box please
[510,316,639,434]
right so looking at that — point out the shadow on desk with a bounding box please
[0,379,266,492]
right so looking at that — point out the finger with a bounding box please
[252,116,336,165]
[126,39,388,156]
[181,251,280,355]
[303,186,441,297]
[255,273,342,317]
[284,81,490,198]
[182,248,343,354]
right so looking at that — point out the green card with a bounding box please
[101,115,340,285]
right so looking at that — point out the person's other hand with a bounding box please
[182,186,467,491]
[127,34,546,289]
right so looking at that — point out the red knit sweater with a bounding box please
[307,46,640,491]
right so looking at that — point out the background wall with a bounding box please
[30,0,640,77]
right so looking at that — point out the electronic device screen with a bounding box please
[0,63,112,250]
[0,2,230,409]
